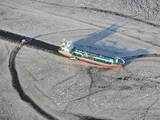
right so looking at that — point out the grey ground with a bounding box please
[0,0,160,120]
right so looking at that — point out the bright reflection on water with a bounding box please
[72,24,149,64]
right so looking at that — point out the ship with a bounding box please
[58,40,125,69]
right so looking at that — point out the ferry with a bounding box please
[58,40,125,69]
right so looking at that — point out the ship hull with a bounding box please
[59,50,123,69]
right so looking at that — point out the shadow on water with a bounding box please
[72,24,149,64]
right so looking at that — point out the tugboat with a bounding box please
[58,40,125,69]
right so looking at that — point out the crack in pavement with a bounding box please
[7,39,115,120]
[0,29,61,56]
[1,1,160,50]
[141,98,159,120]
[79,6,160,28]
[30,0,160,28]
[4,30,160,120]
[1,29,160,68]
[8,43,60,120]
[72,113,113,120]
[34,28,94,39]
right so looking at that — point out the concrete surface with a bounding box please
[0,0,160,120]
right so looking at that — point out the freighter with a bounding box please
[58,40,125,69]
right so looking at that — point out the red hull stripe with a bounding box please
[59,51,122,68]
